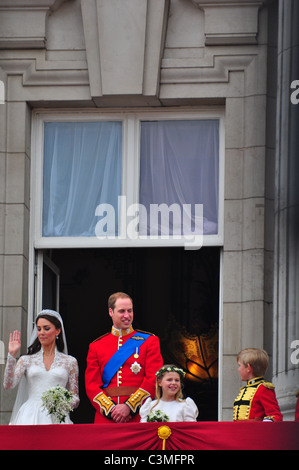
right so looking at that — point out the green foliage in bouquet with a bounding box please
[146,410,169,422]
[41,385,74,423]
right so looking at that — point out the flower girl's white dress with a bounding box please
[3,349,79,425]
[139,397,198,422]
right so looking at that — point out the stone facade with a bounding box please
[0,0,298,423]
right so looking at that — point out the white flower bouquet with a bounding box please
[146,410,169,423]
[41,385,74,423]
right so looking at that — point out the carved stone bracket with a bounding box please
[0,0,69,49]
[189,0,265,45]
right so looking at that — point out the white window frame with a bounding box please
[30,108,225,250]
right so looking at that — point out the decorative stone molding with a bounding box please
[161,52,255,84]
[0,56,88,86]
[0,0,69,49]
[189,0,265,45]
[81,0,169,105]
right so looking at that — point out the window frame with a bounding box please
[31,108,225,249]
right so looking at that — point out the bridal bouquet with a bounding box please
[41,385,74,423]
[146,410,169,423]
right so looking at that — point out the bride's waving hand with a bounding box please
[8,330,21,358]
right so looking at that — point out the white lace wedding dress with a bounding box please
[3,349,79,425]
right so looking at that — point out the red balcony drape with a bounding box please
[0,422,298,450]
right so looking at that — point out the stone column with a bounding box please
[273,0,299,420]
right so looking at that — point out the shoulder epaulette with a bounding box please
[263,382,275,390]
[92,332,110,343]
[136,329,155,336]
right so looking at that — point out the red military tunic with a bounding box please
[85,325,163,423]
[233,377,283,422]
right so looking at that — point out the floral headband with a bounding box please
[155,365,186,380]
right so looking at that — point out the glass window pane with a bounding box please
[139,120,219,236]
[43,121,122,237]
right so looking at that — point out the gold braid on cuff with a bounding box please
[93,392,115,416]
[125,388,150,414]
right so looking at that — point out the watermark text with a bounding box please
[95,196,204,249]
[0,340,5,365]
[290,339,299,365]
[0,80,4,105]
[290,80,299,105]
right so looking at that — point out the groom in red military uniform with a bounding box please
[85,292,163,423]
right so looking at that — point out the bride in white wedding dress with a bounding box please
[3,310,79,425]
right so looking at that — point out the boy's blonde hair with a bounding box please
[237,348,269,377]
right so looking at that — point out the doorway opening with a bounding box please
[45,247,220,423]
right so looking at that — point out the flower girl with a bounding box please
[139,365,198,422]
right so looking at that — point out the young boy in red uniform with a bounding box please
[233,348,283,422]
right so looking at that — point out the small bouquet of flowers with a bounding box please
[41,385,74,423]
[146,410,169,423]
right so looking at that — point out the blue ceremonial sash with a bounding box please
[102,333,150,388]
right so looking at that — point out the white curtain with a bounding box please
[139,120,219,236]
[43,121,122,237]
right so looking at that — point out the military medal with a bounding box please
[134,347,139,359]
[130,361,142,375]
